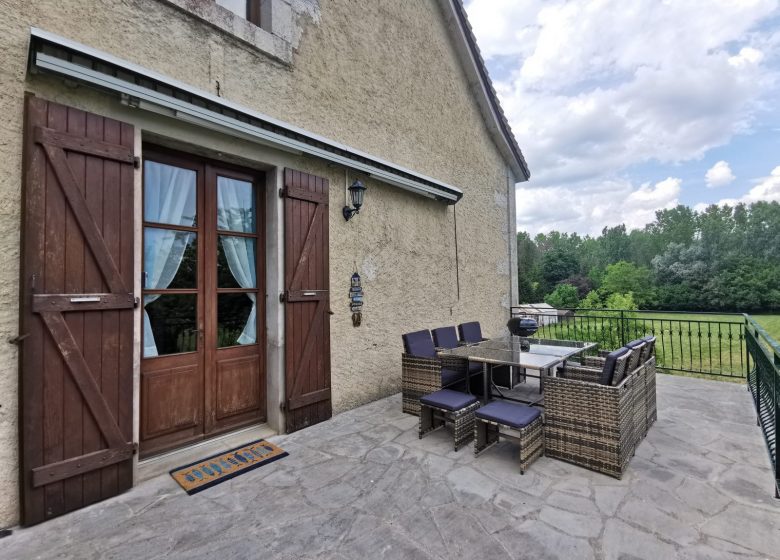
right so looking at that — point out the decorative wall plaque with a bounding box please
[350,271,363,327]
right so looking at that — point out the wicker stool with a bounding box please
[474,401,544,474]
[419,389,481,451]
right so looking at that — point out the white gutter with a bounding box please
[29,27,463,204]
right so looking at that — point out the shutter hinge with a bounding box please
[133,296,140,308]
[280,401,286,412]
[8,333,30,345]
[279,187,286,198]
[133,157,141,169]
[279,292,287,303]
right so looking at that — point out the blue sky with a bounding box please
[465,0,780,235]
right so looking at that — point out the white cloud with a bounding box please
[516,177,681,236]
[697,166,780,210]
[729,46,765,68]
[465,0,779,233]
[705,160,736,188]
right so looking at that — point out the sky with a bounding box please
[465,0,780,236]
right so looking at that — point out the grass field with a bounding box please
[532,311,780,380]
[753,315,780,341]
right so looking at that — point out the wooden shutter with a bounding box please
[20,97,136,525]
[283,169,331,433]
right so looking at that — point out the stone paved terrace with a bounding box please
[2,375,779,560]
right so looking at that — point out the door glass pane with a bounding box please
[217,176,255,233]
[217,236,256,289]
[144,228,197,289]
[144,160,197,227]
[218,293,256,347]
[143,294,197,357]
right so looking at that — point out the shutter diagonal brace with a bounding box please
[38,131,129,295]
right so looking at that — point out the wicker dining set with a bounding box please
[401,320,657,479]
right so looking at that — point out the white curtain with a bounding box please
[143,162,197,357]
[218,177,256,345]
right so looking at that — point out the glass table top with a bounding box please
[439,336,597,368]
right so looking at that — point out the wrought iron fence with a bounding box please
[510,307,746,379]
[745,315,780,498]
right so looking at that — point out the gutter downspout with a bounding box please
[507,166,519,309]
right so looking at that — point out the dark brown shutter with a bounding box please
[283,169,331,433]
[20,97,136,525]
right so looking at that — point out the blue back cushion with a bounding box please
[432,326,459,349]
[600,347,630,385]
[458,322,483,343]
[626,339,645,348]
[402,330,436,358]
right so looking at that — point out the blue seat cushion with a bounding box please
[601,347,630,385]
[441,368,466,387]
[458,322,483,344]
[475,401,540,428]
[420,389,479,411]
[432,326,459,349]
[402,330,436,358]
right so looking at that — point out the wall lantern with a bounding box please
[343,179,367,221]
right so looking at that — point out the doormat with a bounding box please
[169,439,288,495]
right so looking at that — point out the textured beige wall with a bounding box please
[0,0,516,526]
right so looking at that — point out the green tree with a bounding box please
[649,205,697,246]
[540,248,579,292]
[561,275,593,298]
[544,284,580,309]
[580,290,604,309]
[517,201,780,312]
[600,261,655,308]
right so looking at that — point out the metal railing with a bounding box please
[510,307,746,379]
[745,315,780,498]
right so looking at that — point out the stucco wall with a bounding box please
[0,0,517,526]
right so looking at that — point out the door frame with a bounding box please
[138,144,268,458]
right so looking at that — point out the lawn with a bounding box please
[753,314,780,341]
[532,310,780,379]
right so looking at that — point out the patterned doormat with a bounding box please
[170,439,288,495]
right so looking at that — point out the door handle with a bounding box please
[70,296,101,303]
[303,292,317,296]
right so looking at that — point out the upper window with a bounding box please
[215,0,261,26]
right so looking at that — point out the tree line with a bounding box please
[518,201,780,312]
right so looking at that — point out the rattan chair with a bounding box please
[544,349,640,479]
[581,336,657,435]
[433,326,486,396]
[457,321,516,390]
[402,330,468,416]
[582,335,656,368]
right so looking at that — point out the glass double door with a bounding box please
[140,148,265,458]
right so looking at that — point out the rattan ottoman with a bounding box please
[419,389,481,451]
[474,401,544,474]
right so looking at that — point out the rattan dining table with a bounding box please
[438,336,597,405]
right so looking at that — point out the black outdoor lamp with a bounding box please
[343,179,367,221]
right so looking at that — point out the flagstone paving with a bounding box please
[2,374,779,559]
